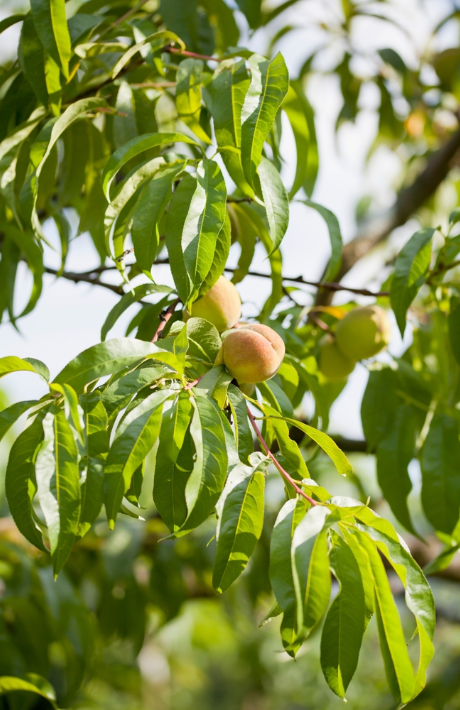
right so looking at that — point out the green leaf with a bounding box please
[229,202,256,284]
[177,392,229,535]
[166,160,227,305]
[53,338,181,394]
[186,317,222,366]
[104,156,166,257]
[165,174,195,303]
[423,542,460,575]
[292,506,331,643]
[101,284,173,341]
[78,392,108,536]
[18,16,48,107]
[234,202,283,317]
[0,14,26,34]
[302,200,342,282]
[269,497,307,612]
[354,530,415,704]
[153,392,194,532]
[241,52,289,185]
[112,30,185,79]
[173,324,189,375]
[102,132,200,200]
[50,382,84,443]
[5,416,47,551]
[258,381,293,418]
[213,456,266,592]
[30,0,71,77]
[101,363,172,418]
[283,81,318,198]
[0,355,49,381]
[132,162,186,273]
[0,400,38,444]
[261,403,308,481]
[340,526,374,627]
[105,389,174,528]
[273,417,353,475]
[183,159,227,302]
[195,366,233,409]
[448,296,460,366]
[197,209,231,297]
[361,366,398,451]
[320,533,365,698]
[390,227,435,336]
[421,413,460,534]
[227,384,253,462]
[36,410,81,575]
[0,676,57,708]
[360,523,435,701]
[176,58,212,143]
[377,405,417,535]
[258,157,289,254]
[209,59,251,194]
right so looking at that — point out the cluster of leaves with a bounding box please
[3,0,460,706]
[0,318,435,705]
[360,214,460,570]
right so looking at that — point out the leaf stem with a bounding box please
[247,407,317,506]
[152,298,181,342]
[184,375,204,390]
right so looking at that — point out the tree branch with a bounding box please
[317,125,460,304]
[151,297,181,342]
[44,266,123,295]
[247,408,318,506]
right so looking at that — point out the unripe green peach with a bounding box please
[189,276,241,332]
[239,382,255,397]
[216,323,285,384]
[335,305,391,361]
[318,335,355,380]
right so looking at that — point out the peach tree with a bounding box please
[4,0,460,706]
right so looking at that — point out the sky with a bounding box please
[0,0,456,438]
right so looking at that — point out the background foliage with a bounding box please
[2,0,460,708]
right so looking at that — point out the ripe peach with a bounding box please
[189,276,241,332]
[216,323,285,384]
[335,306,391,361]
[318,335,355,380]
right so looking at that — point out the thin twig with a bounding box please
[130,82,177,89]
[227,197,254,203]
[98,0,151,38]
[308,312,332,333]
[247,408,317,506]
[163,45,225,63]
[152,297,181,342]
[427,258,460,282]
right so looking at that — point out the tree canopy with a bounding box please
[1,0,460,707]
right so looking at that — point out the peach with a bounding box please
[318,335,355,380]
[189,276,241,332]
[335,306,391,361]
[216,323,285,383]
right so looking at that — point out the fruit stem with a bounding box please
[247,407,317,506]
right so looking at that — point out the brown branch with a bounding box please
[163,45,225,63]
[44,266,123,295]
[70,257,389,298]
[317,125,460,304]
[151,297,181,342]
[247,408,318,506]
